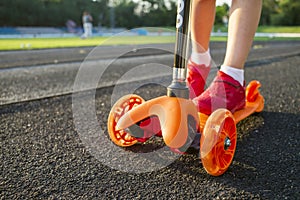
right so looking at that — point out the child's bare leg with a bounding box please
[191,0,216,53]
[223,0,262,70]
[187,0,216,98]
[194,0,263,115]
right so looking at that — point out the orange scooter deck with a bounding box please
[232,80,264,123]
[233,93,264,123]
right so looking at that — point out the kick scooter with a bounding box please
[107,0,264,176]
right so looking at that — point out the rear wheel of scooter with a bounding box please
[200,109,237,176]
[107,94,144,147]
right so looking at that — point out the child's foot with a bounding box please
[193,71,246,115]
[186,60,211,99]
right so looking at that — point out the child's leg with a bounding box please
[221,0,262,85]
[187,0,216,99]
[194,0,262,115]
[224,0,262,69]
[191,0,216,53]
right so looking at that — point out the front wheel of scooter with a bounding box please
[107,94,144,147]
[200,109,237,176]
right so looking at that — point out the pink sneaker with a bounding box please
[186,60,211,99]
[193,71,246,115]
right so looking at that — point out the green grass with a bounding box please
[0,35,176,51]
[257,26,300,33]
[1,26,299,51]
[214,25,300,33]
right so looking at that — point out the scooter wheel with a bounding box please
[107,94,145,147]
[200,109,237,176]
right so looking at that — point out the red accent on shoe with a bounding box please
[136,117,162,142]
[186,60,211,99]
[193,71,246,115]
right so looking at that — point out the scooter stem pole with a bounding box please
[167,0,191,98]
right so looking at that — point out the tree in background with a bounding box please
[0,0,42,26]
[113,0,140,28]
[0,0,300,28]
[259,0,300,26]
[111,0,177,28]
[138,0,177,27]
[215,3,229,24]
[259,0,279,25]
[0,0,109,27]
[271,0,300,25]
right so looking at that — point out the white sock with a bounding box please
[220,65,244,86]
[190,49,211,66]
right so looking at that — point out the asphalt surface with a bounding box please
[1,41,300,199]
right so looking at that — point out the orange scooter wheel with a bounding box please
[107,94,145,147]
[200,109,237,176]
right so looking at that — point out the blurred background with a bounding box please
[1,0,299,37]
